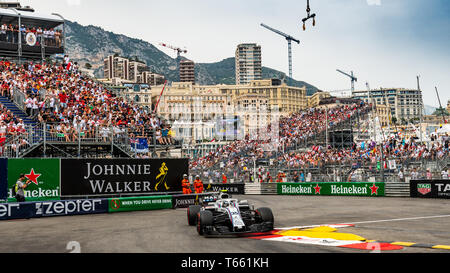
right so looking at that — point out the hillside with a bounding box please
[65,21,319,94]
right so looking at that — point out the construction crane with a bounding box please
[301,0,317,31]
[336,69,357,95]
[153,80,168,114]
[260,23,300,79]
[435,86,448,124]
[159,43,187,62]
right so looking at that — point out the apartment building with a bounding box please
[235,43,262,85]
[155,79,307,141]
[156,82,230,141]
[142,71,166,86]
[120,83,156,110]
[129,60,149,83]
[220,79,307,114]
[353,88,424,124]
[103,55,164,85]
[104,55,129,80]
[307,91,331,108]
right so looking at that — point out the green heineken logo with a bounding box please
[8,159,60,202]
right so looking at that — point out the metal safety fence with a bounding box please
[190,155,450,184]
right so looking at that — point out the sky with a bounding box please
[18,0,450,107]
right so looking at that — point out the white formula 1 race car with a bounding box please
[187,191,274,236]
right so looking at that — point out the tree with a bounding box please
[432,107,449,116]
[84,62,92,69]
[391,117,397,125]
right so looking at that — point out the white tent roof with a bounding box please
[436,124,450,134]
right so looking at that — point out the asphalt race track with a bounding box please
[1,195,449,253]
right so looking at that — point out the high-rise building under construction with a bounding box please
[179,59,195,84]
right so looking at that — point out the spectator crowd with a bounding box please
[0,55,448,176]
[0,23,63,47]
[0,58,174,156]
[190,103,371,171]
[190,101,450,181]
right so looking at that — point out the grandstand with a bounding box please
[0,5,181,158]
[0,59,181,158]
[189,99,450,183]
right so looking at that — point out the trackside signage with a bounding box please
[7,158,60,202]
[0,158,7,201]
[108,196,173,213]
[410,180,450,199]
[34,199,108,217]
[0,202,34,220]
[277,182,385,197]
[206,183,245,194]
[172,193,216,209]
[61,158,188,197]
[0,199,108,220]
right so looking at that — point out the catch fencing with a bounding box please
[191,156,450,185]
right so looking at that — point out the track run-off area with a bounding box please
[0,195,449,253]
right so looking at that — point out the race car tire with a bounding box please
[187,205,201,226]
[255,207,274,229]
[197,210,213,235]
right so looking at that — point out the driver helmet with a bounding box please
[222,201,229,207]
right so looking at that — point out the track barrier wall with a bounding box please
[0,158,189,202]
[410,180,450,199]
[60,158,188,198]
[0,199,109,220]
[277,182,385,197]
[204,183,246,194]
[0,158,7,201]
[7,158,61,202]
[172,193,217,209]
[108,195,173,213]
[0,193,223,220]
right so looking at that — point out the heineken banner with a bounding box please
[60,158,188,197]
[277,182,385,197]
[108,195,173,213]
[0,158,7,201]
[7,158,60,202]
[410,180,450,199]
[205,183,245,194]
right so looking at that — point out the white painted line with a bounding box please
[343,214,450,225]
[276,215,450,230]
[276,224,353,230]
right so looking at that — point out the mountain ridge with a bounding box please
[64,21,320,95]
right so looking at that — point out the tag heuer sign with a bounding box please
[26,33,37,46]
[417,184,431,195]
